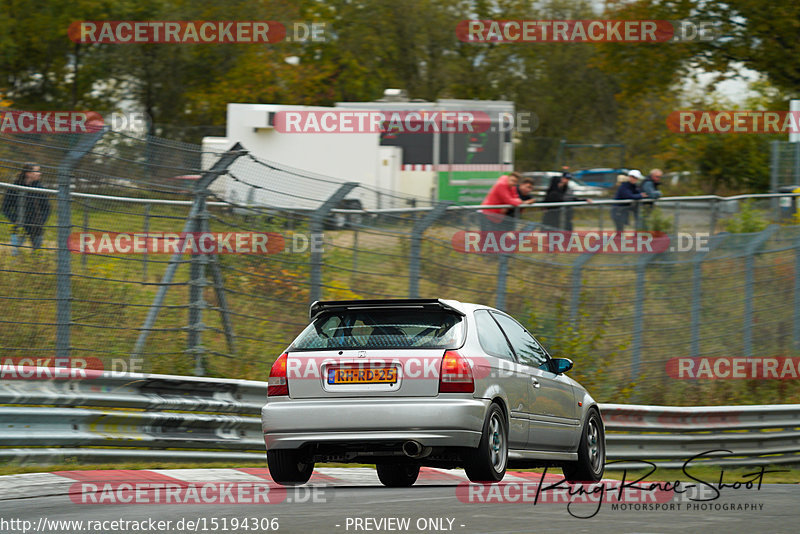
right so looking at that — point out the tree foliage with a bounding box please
[0,0,796,190]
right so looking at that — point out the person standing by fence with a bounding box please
[2,163,51,255]
[611,169,647,232]
[480,171,535,231]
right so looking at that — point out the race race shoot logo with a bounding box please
[68,232,324,255]
[0,110,106,134]
[450,231,710,254]
[273,110,495,134]
[666,357,800,380]
[667,111,800,134]
[456,20,716,43]
[458,460,772,518]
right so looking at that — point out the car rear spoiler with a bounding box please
[309,299,466,321]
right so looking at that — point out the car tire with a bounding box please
[267,449,314,486]
[465,403,507,482]
[562,409,605,483]
[376,463,420,487]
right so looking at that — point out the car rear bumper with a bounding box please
[262,397,489,450]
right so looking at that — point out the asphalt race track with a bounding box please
[0,467,796,533]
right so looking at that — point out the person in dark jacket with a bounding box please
[2,163,51,255]
[541,174,570,229]
[640,168,663,230]
[611,169,648,231]
[541,173,590,230]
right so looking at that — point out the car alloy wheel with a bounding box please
[465,403,507,482]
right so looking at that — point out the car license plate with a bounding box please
[327,367,398,384]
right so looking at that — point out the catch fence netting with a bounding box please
[0,125,798,404]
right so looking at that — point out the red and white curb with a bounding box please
[0,468,566,501]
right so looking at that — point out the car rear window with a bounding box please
[290,309,464,350]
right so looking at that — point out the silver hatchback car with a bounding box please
[261,299,605,486]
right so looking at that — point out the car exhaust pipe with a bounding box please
[402,440,431,459]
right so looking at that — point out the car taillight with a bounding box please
[268,353,289,396]
[439,350,474,393]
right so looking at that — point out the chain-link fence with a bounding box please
[2,126,800,406]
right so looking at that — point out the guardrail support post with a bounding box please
[56,127,107,360]
[309,183,359,304]
[409,202,451,299]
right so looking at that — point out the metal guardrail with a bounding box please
[1,369,799,468]
[0,368,266,463]
[602,403,800,469]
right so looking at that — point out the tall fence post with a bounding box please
[770,140,780,221]
[688,233,728,360]
[570,253,594,324]
[408,202,451,299]
[743,225,779,357]
[132,143,244,359]
[309,183,359,305]
[81,207,88,269]
[56,128,107,360]
[187,194,209,375]
[709,198,718,234]
[795,233,800,351]
[632,253,658,384]
[142,203,151,281]
[204,213,237,357]
[497,220,539,310]
[795,141,800,189]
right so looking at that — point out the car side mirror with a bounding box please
[551,358,573,374]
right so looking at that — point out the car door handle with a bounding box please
[531,377,540,388]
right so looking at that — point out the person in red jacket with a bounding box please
[480,171,535,231]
